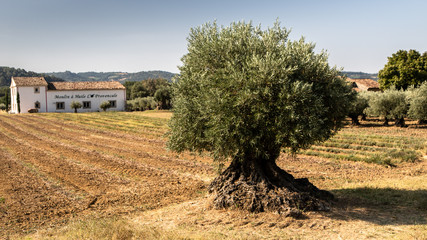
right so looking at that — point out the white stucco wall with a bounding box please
[10,80,17,113]
[9,80,47,114]
[46,89,126,112]
[17,86,47,113]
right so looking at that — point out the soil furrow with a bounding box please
[0,114,207,237]
[0,124,128,195]
[36,114,166,138]
[27,114,166,145]
[0,115,206,206]
[0,147,87,235]
[0,116,210,182]
[12,115,215,179]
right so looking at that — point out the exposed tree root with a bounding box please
[209,159,334,217]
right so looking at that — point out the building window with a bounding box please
[34,101,40,109]
[109,100,117,108]
[83,101,91,109]
[56,102,65,110]
[34,87,40,93]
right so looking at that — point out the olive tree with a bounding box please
[167,21,354,214]
[408,82,427,123]
[366,87,408,126]
[70,101,82,113]
[347,92,369,125]
[99,101,111,112]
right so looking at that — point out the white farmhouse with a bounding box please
[10,77,126,113]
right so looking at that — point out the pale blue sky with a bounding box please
[1,0,426,74]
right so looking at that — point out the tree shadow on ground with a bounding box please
[351,123,427,129]
[347,118,427,129]
[350,123,397,128]
[324,187,427,226]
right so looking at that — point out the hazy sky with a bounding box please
[1,0,426,74]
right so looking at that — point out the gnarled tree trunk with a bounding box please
[383,117,389,126]
[349,114,360,125]
[394,117,406,127]
[209,157,334,216]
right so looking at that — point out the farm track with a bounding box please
[0,114,208,236]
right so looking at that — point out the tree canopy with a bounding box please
[99,101,111,112]
[365,87,408,126]
[130,81,149,99]
[408,82,427,122]
[378,50,427,90]
[124,78,172,111]
[167,21,354,214]
[70,101,82,113]
[154,87,171,110]
[347,92,369,125]
[168,21,354,159]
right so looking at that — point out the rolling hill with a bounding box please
[0,66,376,87]
[47,70,176,83]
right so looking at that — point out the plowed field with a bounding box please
[0,112,212,236]
[1,112,426,239]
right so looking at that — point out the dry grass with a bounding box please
[134,110,173,119]
[5,111,427,240]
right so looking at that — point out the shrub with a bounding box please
[100,101,111,112]
[126,97,157,111]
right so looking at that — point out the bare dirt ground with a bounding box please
[128,153,427,239]
[0,113,210,237]
[0,112,426,239]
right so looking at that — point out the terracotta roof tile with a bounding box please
[346,78,380,91]
[48,81,125,90]
[12,77,48,86]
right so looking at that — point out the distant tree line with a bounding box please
[0,67,64,111]
[124,78,172,111]
[48,70,176,82]
[0,66,63,87]
[0,87,8,111]
[343,71,378,81]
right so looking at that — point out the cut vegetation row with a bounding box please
[301,121,426,166]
